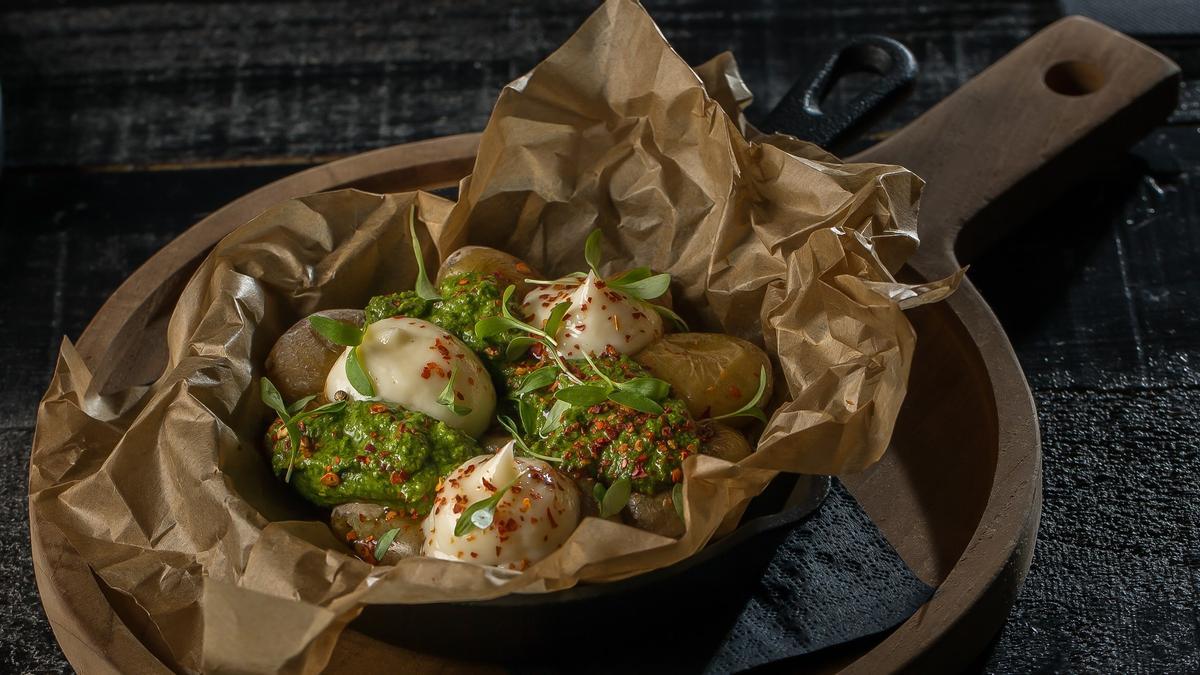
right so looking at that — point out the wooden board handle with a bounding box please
[849,16,1180,279]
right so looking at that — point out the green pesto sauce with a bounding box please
[267,401,479,516]
[364,291,430,324]
[509,354,701,494]
[364,272,518,369]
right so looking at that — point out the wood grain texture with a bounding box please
[2,0,1199,673]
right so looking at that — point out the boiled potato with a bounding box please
[626,491,684,538]
[699,421,753,463]
[633,333,773,426]
[265,309,365,403]
[436,246,543,297]
[331,502,424,564]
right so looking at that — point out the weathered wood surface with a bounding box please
[1,0,1198,672]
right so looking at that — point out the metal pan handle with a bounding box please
[759,35,918,150]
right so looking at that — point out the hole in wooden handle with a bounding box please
[1043,60,1105,96]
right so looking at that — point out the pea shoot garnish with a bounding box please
[711,366,769,423]
[307,314,375,397]
[373,527,402,562]
[259,377,347,481]
[592,478,632,518]
[496,415,562,463]
[409,205,442,302]
[437,364,472,416]
[454,470,526,537]
[672,483,685,521]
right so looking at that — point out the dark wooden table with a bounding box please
[2,1,1197,672]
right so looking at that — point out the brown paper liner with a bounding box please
[30,1,958,672]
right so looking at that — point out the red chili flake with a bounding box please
[364,443,376,453]
[511,484,523,494]
[453,494,469,513]
[729,384,743,398]
[596,280,607,288]
[345,530,357,542]
[457,277,470,285]
[320,472,340,487]
[515,262,532,273]
[467,377,475,385]
[470,551,479,558]
[671,467,683,483]
[482,477,497,492]
[369,403,387,414]
[356,454,368,464]
[463,463,477,475]
[601,304,607,310]
[624,334,632,343]
[455,391,465,401]
[390,471,407,485]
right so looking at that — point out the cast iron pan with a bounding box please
[29,17,1179,674]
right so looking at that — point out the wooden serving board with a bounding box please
[29,16,1179,673]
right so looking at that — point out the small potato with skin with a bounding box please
[633,333,773,427]
[330,502,424,564]
[699,421,753,463]
[265,309,365,403]
[436,246,543,297]
[625,491,685,538]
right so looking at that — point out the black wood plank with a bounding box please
[0,0,1057,167]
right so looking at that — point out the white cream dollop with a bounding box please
[324,317,495,437]
[422,442,580,570]
[521,272,663,359]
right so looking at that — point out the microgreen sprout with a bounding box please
[260,377,347,482]
[437,364,472,416]
[307,315,375,397]
[711,365,769,423]
[409,205,442,302]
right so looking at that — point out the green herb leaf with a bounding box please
[260,377,289,419]
[712,365,769,423]
[515,367,560,396]
[345,346,375,397]
[599,478,632,518]
[286,394,317,416]
[374,527,401,562]
[672,483,685,522]
[475,315,528,339]
[523,272,587,285]
[307,314,363,347]
[579,349,616,388]
[505,335,538,361]
[650,303,689,331]
[496,416,531,452]
[542,301,572,339]
[540,399,571,436]
[593,482,607,505]
[410,206,442,301]
[584,228,604,275]
[455,480,517,537]
[261,377,304,482]
[437,364,471,416]
[616,376,670,401]
[518,398,539,437]
[607,389,664,414]
[554,384,610,407]
[613,273,670,300]
[608,266,652,286]
[294,400,348,423]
